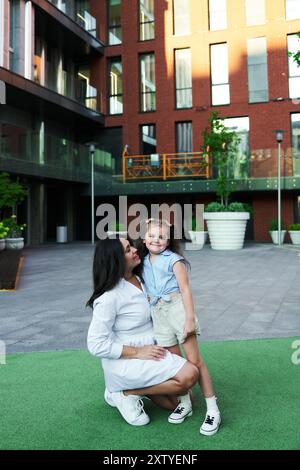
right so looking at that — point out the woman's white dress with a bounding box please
[87,278,186,392]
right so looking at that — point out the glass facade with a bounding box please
[173,0,190,36]
[210,43,230,105]
[109,58,123,114]
[139,0,154,41]
[9,0,20,73]
[291,114,300,176]
[247,37,269,103]
[224,117,250,179]
[288,34,300,99]
[175,49,192,109]
[108,0,122,45]
[140,53,156,112]
[209,0,227,31]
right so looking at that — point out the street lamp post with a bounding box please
[89,143,96,245]
[275,130,283,246]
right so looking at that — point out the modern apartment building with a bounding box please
[1,0,300,243]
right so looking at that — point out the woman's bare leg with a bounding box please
[147,395,179,410]
[123,362,198,397]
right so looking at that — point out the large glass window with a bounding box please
[175,49,192,109]
[109,58,123,114]
[140,53,156,112]
[247,37,269,103]
[140,124,156,154]
[288,34,300,99]
[173,0,190,36]
[108,0,122,45]
[210,43,230,105]
[286,0,300,20]
[245,0,265,26]
[224,117,250,179]
[209,0,227,31]
[176,122,193,153]
[139,0,154,41]
[291,114,300,176]
[9,0,20,73]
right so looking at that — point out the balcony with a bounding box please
[0,130,115,184]
[33,55,99,112]
[48,0,97,37]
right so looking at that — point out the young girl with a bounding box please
[139,218,221,436]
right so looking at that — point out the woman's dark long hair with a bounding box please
[86,238,126,308]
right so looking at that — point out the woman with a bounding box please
[87,237,199,426]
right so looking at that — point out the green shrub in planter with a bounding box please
[289,223,300,231]
[0,222,9,239]
[269,219,286,231]
[205,201,252,213]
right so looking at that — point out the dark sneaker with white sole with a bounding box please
[200,411,221,436]
[168,403,193,424]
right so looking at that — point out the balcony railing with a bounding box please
[0,131,115,182]
[122,148,300,183]
[48,0,97,37]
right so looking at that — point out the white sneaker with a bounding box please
[104,388,116,407]
[168,402,193,424]
[200,410,221,436]
[109,391,150,426]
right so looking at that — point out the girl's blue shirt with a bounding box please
[142,249,184,305]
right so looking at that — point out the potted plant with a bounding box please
[188,217,208,247]
[269,219,286,245]
[0,221,9,251]
[3,215,26,250]
[107,221,127,238]
[202,112,251,250]
[288,223,300,245]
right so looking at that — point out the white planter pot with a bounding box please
[203,212,250,250]
[0,238,6,251]
[188,231,208,245]
[6,237,24,250]
[56,226,67,243]
[288,231,300,245]
[269,231,286,244]
[107,230,128,238]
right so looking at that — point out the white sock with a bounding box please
[205,396,219,413]
[179,393,192,407]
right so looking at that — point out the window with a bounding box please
[108,0,121,45]
[223,117,250,179]
[209,0,227,31]
[247,37,269,103]
[291,114,300,176]
[210,43,230,105]
[109,58,123,114]
[288,35,300,99]
[139,0,154,41]
[173,0,190,36]
[245,0,265,26]
[175,49,192,109]
[9,0,20,73]
[286,0,300,20]
[140,53,156,112]
[140,124,156,154]
[176,122,193,153]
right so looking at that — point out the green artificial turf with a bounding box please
[1,337,299,450]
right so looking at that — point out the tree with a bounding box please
[202,112,240,207]
[289,32,300,67]
[0,172,27,217]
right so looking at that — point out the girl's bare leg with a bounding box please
[147,395,179,410]
[182,335,215,398]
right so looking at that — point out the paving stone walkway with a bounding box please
[1,242,299,353]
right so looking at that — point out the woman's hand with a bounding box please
[183,318,196,340]
[135,345,166,361]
